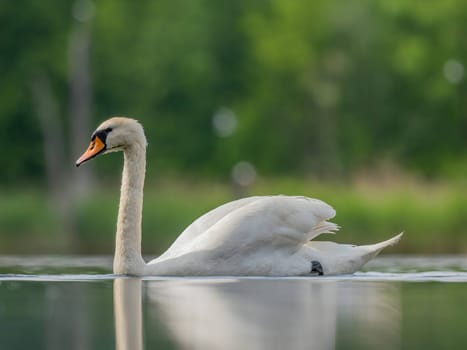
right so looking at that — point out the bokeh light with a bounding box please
[443,59,464,84]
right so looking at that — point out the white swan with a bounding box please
[76,117,402,276]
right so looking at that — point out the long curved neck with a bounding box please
[114,143,147,275]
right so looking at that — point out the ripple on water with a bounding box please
[0,255,467,282]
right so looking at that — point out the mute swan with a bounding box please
[76,117,402,276]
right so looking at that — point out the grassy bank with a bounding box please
[1,177,466,254]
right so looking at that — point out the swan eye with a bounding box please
[104,127,113,133]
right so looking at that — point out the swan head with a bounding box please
[76,117,147,166]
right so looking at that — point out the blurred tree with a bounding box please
[240,0,342,176]
[92,0,251,175]
[0,0,466,185]
[0,0,71,183]
[69,0,96,197]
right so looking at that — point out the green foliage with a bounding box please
[1,1,467,253]
[1,179,467,254]
[0,0,466,182]
[0,190,61,252]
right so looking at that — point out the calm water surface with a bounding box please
[1,255,467,350]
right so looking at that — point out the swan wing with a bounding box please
[163,196,264,255]
[191,196,338,253]
[155,196,338,271]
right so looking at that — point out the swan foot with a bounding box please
[311,260,324,276]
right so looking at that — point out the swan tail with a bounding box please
[353,232,404,265]
[352,232,403,272]
[306,232,403,275]
[363,232,404,254]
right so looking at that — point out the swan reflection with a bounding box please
[114,278,143,350]
[144,279,401,350]
[113,277,400,350]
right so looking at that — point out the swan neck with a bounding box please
[114,143,146,275]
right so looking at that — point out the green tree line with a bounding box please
[1,0,466,185]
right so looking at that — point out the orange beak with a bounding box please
[75,136,106,167]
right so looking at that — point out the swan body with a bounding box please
[76,117,402,276]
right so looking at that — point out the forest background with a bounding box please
[1,0,466,254]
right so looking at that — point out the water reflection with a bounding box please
[3,256,467,349]
[114,278,142,350]
[45,283,92,350]
[142,279,401,350]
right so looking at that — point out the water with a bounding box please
[1,256,467,350]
